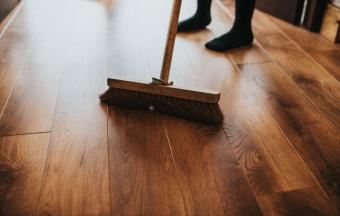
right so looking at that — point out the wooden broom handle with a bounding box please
[158,0,182,84]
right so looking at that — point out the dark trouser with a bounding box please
[195,0,256,31]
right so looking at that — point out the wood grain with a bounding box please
[36,2,110,215]
[0,0,75,136]
[218,66,317,196]
[268,14,340,81]
[257,186,339,216]
[268,14,336,51]
[259,47,340,128]
[164,116,262,216]
[0,0,339,215]
[244,10,340,129]
[0,6,30,128]
[105,2,190,214]
[0,133,50,216]
[305,50,340,81]
[108,108,187,216]
[215,0,339,209]
[238,62,340,209]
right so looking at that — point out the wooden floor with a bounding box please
[0,0,339,215]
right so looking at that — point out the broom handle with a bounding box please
[159,0,182,84]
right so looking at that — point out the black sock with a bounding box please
[205,0,256,51]
[177,0,212,32]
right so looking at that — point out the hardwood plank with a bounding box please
[269,15,336,51]
[243,10,340,130]
[256,47,340,128]
[268,15,340,81]
[204,0,340,210]
[36,2,110,215]
[0,0,75,136]
[0,7,30,126]
[307,50,340,81]
[164,116,263,215]
[218,0,340,128]
[0,133,50,216]
[108,108,187,215]
[237,62,340,209]
[257,186,339,216]
[219,67,317,196]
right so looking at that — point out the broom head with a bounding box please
[100,78,224,124]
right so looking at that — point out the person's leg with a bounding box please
[205,0,256,51]
[177,0,212,32]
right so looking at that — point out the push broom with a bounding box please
[100,0,224,124]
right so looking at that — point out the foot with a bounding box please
[205,28,254,52]
[178,14,211,32]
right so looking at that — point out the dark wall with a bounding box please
[256,0,305,24]
[0,0,20,21]
[303,0,328,32]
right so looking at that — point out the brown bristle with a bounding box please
[100,87,224,124]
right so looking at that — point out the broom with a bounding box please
[100,0,224,124]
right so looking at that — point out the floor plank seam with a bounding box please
[235,60,272,67]
[105,105,112,216]
[255,185,325,198]
[251,40,339,129]
[264,114,322,190]
[266,16,340,53]
[220,128,265,215]
[34,132,52,215]
[0,43,31,122]
[0,131,52,138]
[32,6,80,211]
[163,126,181,185]
[163,125,191,215]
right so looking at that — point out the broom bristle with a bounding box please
[100,87,224,124]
